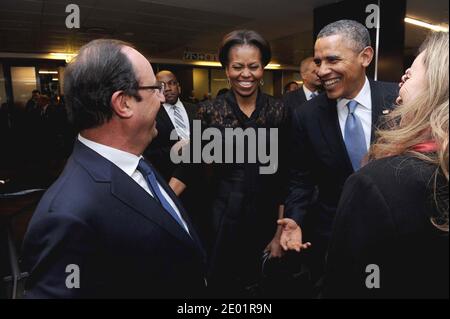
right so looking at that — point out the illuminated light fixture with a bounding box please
[405,17,449,32]
[265,63,281,70]
[52,78,59,81]
[39,70,58,74]
[50,52,77,62]
[191,61,222,67]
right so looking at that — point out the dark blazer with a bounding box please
[283,86,308,112]
[323,155,449,298]
[21,141,206,298]
[144,101,197,181]
[284,80,398,239]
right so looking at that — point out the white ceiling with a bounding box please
[0,0,448,65]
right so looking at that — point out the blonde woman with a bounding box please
[323,32,449,298]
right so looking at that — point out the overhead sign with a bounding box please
[183,51,218,62]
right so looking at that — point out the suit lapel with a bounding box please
[369,80,395,143]
[298,87,307,105]
[182,102,198,121]
[318,97,354,173]
[159,106,175,133]
[153,169,204,252]
[72,141,203,255]
[109,167,202,253]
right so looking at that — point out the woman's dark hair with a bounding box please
[218,30,271,67]
[64,39,141,131]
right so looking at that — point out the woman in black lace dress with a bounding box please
[170,30,290,297]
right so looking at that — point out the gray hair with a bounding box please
[317,20,371,52]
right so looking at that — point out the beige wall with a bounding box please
[11,66,37,107]
[193,68,209,100]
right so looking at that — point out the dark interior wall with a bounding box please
[313,0,406,82]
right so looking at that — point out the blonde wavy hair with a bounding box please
[369,31,449,232]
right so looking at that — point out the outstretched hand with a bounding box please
[277,218,312,252]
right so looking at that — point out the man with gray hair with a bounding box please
[278,20,398,291]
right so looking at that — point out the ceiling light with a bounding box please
[38,70,58,74]
[50,52,77,62]
[405,17,449,32]
[191,61,222,67]
[265,63,281,70]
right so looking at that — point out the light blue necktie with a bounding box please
[344,100,367,171]
[137,159,188,232]
[309,92,318,100]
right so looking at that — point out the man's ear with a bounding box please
[111,91,133,119]
[360,46,374,68]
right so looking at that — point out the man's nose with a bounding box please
[317,63,330,79]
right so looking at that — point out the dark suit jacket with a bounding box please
[284,80,398,239]
[21,141,206,298]
[144,101,197,181]
[323,155,449,298]
[283,86,307,112]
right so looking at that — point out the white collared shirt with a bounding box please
[303,85,319,101]
[78,134,190,234]
[163,99,190,139]
[337,77,372,150]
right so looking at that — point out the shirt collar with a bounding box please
[337,76,371,110]
[78,134,142,177]
[163,98,182,109]
[302,85,317,99]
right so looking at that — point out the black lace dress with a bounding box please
[174,89,290,297]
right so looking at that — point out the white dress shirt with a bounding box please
[78,134,190,234]
[337,77,372,150]
[303,85,319,101]
[163,98,190,139]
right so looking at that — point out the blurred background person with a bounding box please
[284,57,322,111]
[169,30,289,298]
[283,81,299,94]
[324,31,449,298]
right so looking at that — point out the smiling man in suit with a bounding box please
[278,20,398,288]
[144,70,197,181]
[21,39,206,298]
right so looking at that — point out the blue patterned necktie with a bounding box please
[137,159,188,232]
[344,100,367,171]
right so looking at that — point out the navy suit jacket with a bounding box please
[21,141,206,298]
[284,80,398,240]
[283,86,308,113]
